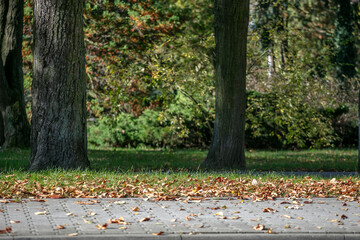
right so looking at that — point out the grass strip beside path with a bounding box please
[0,148,358,172]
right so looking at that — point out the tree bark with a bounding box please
[29,0,89,170]
[0,0,30,148]
[201,0,249,169]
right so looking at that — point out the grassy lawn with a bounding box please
[0,148,357,172]
[0,148,359,199]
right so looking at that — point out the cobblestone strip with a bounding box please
[61,199,82,235]
[20,201,38,236]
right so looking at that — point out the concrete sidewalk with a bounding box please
[0,198,359,239]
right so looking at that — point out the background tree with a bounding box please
[0,0,30,148]
[29,0,89,170]
[333,0,357,88]
[201,0,249,169]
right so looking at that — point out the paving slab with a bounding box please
[0,198,359,239]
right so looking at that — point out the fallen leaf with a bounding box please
[281,215,292,219]
[10,220,20,224]
[232,216,240,220]
[340,214,348,219]
[250,219,261,222]
[130,206,140,212]
[113,201,126,205]
[253,224,265,231]
[170,219,177,222]
[263,208,277,213]
[0,227,12,234]
[297,217,304,220]
[83,219,93,224]
[139,217,151,222]
[96,223,108,230]
[57,225,65,229]
[267,228,274,234]
[280,201,291,204]
[317,226,322,229]
[284,225,291,228]
[76,201,94,205]
[49,195,63,199]
[88,211,97,216]
[152,231,164,236]
[198,224,204,228]
[109,217,130,225]
[209,207,220,210]
[35,211,47,215]
[68,233,78,236]
[185,216,192,221]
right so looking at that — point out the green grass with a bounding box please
[0,148,357,172]
[0,148,359,199]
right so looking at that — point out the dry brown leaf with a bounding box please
[57,225,65,229]
[185,216,192,221]
[297,217,304,220]
[49,194,63,199]
[232,216,240,220]
[152,231,164,236]
[340,214,348,219]
[263,208,277,213]
[0,227,12,234]
[253,224,265,231]
[10,220,20,224]
[96,223,108,230]
[139,217,151,222]
[35,211,47,215]
[130,206,140,212]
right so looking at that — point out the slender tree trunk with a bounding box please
[29,0,89,170]
[358,90,360,173]
[0,0,30,148]
[201,0,249,169]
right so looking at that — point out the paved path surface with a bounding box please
[0,198,360,239]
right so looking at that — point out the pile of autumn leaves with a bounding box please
[1,175,359,200]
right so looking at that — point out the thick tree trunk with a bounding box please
[201,0,249,169]
[29,0,89,170]
[0,0,30,148]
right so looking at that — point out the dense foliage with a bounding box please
[22,0,359,149]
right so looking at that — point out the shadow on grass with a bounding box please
[0,148,357,172]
